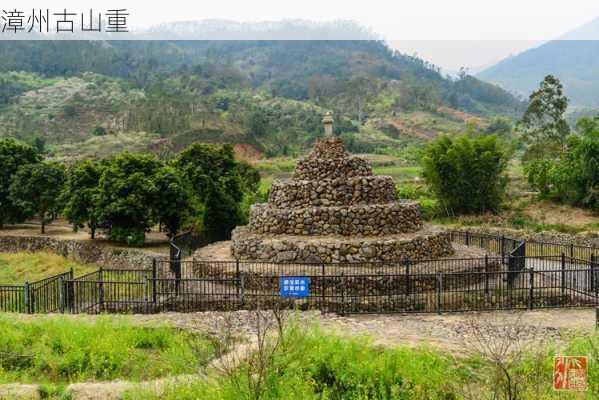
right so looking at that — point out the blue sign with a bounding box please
[279,277,310,298]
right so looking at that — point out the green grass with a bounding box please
[0,315,215,384]
[129,325,464,400]
[0,251,97,284]
[373,165,422,182]
[128,322,599,400]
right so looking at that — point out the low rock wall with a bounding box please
[249,202,422,236]
[231,227,453,263]
[293,157,373,180]
[268,176,397,208]
[0,235,164,269]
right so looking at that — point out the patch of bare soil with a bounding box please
[0,384,40,399]
[66,374,201,400]
[18,308,593,353]
[523,200,599,228]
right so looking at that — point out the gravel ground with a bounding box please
[16,307,595,352]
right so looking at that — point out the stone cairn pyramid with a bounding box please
[231,114,453,263]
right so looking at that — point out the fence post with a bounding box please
[484,255,490,295]
[340,272,345,316]
[561,253,566,295]
[24,282,31,314]
[528,268,534,310]
[570,244,574,259]
[321,262,326,312]
[436,272,443,315]
[501,235,506,264]
[405,258,411,296]
[152,259,157,305]
[58,277,65,313]
[239,272,245,308]
[592,254,597,295]
[465,231,470,246]
[99,267,105,311]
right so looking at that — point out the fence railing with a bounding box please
[2,254,597,315]
[1,230,599,315]
[450,230,597,262]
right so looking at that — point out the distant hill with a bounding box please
[0,39,523,158]
[478,18,599,107]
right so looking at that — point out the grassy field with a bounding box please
[0,252,97,284]
[0,316,214,385]
[128,323,599,400]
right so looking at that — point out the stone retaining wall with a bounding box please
[249,202,422,236]
[306,137,349,159]
[0,235,164,269]
[293,157,373,180]
[269,176,397,208]
[231,227,453,263]
[461,227,599,248]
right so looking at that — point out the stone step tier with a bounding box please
[231,226,453,263]
[269,176,397,208]
[293,157,373,180]
[248,202,422,236]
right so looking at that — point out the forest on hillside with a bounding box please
[0,40,524,158]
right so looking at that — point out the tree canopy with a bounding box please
[9,162,65,234]
[519,75,570,159]
[0,138,41,227]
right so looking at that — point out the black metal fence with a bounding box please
[450,230,597,262]
[0,269,74,314]
[1,231,599,315]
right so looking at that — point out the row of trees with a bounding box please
[0,138,259,245]
[421,74,599,217]
[520,75,599,211]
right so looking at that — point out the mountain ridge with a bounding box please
[478,17,599,107]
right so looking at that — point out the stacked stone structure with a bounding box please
[231,118,453,263]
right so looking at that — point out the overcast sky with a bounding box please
[14,0,599,70]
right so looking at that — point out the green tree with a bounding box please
[236,161,261,193]
[528,116,599,210]
[519,75,570,158]
[9,162,65,234]
[422,134,508,215]
[0,138,41,228]
[61,160,104,239]
[172,143,243,203]
[96,153,162,246]
[202,181,243,241]
[152,165,195,239]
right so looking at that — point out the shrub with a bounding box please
[524,159,555,197]
[422,134,507,215]
[92,125,107,136]
[523,117,599,210]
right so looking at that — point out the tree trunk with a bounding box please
[41,219,45,234]
[91,226,96,240]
